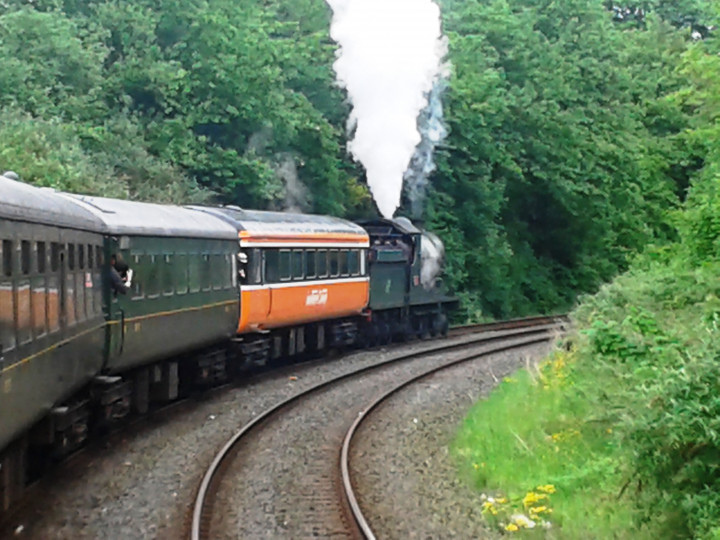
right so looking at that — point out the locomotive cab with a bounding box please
[357,218,456,343]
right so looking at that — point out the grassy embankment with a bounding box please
[453,251,720,538]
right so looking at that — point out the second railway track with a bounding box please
[191,317,567,539]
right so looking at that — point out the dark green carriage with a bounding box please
[358,218,456,343]
[62,195,240,412]
[0,175,107,509]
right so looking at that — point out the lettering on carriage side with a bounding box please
[306,288,328,306]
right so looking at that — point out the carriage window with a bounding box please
[305,250,316,279]
[96,246,103,269]
[201,254,212,291]
[317,250,328,278]
[78,245,85,270]
[264,249,279,283]
[87,244,94,270]
[292,250,303,280]
[212,254,224,290]
[130,255,144,299]
[339,250,349,277]
[68,244,75,270]
[19,241,30,275]
[2,240,11,277]
[248,249,262,285]
[279,250,291,281]
[163,255,174,295]
[189,254,201,293]
[360,249,367,276]
[51,243,60,272]
[0,239,14,350]
[147,255,160,296]
[348,250,360,276]
[329,250,339,277]
[37,242,46,274]
[176,254,188,294]
[224,254,233,288]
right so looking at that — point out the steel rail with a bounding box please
[340,331,561,539]
[190,317,566,540]
[450,314,567,336]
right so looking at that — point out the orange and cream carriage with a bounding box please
[191,206,370,365]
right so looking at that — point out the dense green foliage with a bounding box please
[429,0,706,319]
[0,0,371,213]
[454,21,720,537]
[0,0,717,320]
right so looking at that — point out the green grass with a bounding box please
[453,258,720,538]
[453,351,657,538]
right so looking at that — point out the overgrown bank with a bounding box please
[453,173,720,537]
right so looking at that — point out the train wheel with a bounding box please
[429,317,439,338]
[439,313,449,337]
[1,438,27,512]
[432,313,449,338]
[417,318,430,340]
[380,322,392,345]
[363,325,377,348]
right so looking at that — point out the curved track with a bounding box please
[339,324,563,538]
[190,316,567,539]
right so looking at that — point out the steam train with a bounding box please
[0,172,455,510]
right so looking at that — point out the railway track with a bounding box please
[0,316,566,538]
[190,316,567,539]
[449,314,565,337]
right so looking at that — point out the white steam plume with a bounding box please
[326,0,447,218]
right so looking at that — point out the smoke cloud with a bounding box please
[420,231,445,289]
[405,76,449,218]
[326,0,447,218]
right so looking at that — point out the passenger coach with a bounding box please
[0,174,106,510]
[192,206,370,366]
[60,195,240,410]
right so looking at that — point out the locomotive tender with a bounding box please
[0,173,455,511]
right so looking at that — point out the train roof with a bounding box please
[0,174,106,232]
[356,217,422,236]
[190,206,369,244]
[58,195,238,239]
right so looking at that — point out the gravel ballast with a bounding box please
[1,331,515,539]
[349,341,554,538]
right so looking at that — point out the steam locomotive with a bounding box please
[0,172,455,510]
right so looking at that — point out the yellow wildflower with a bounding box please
[496,497,508,504]
[522,491,547,507]
[505,523,519,532]
[482,501,498,515]
[536,484,556,494]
